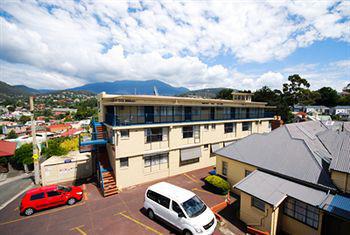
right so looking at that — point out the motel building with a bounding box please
[213,121,350,235]
[79,92,275,196]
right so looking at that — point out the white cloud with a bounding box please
[0,0,349,90]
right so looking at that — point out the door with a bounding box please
[169,200,186,230]
[184,107,192,121]
[144,106,154,123]
[29,192,48,210]
[46,190,65,207]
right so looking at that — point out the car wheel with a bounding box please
[24,208,34,216]
[147,209,155,220]
[67,198,76,205]
[183,229,193,235]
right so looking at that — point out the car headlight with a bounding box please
[76,192,83,195]
[193,226,203,233]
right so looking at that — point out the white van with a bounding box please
[144,182,217,235]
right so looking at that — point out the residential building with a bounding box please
[293,105,330,115]
[332,106,350,120]
[79,92,275,196]
[213,121,350,235]
[47,123,71,133]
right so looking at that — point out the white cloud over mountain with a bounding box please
[0,0,349,90]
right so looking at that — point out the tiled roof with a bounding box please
[0,140,16,157]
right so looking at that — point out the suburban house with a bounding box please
[331,106,350,120]
[79,92,275,196]
[293,105,330,115]
[47,123,71,133]
[213,121,350,235]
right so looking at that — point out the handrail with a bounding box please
[97,160,104,192]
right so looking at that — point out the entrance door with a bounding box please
[145,106,154,123]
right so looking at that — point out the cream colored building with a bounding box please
[96,92,274,189]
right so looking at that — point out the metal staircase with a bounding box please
[79,120,118,197]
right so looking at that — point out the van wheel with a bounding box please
[67,198,76,205]
[183,230,193,235]
[24,208,34,216]
[147,209,155,220]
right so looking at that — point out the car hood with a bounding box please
[187,206,215,227]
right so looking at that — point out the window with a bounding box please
[183,126,193,138]
[283,198,319,229]
[242,122,251,131]
[47,191,61,197]
[144,153,168,169]
[146,128,163,143]
[245,170,252,177]
[30,192,45,201]
[204,144,209,150]
[120,157,129,168]
[222,161,228,176]
[204,124,209,130]
[120,130,129,139]
[252,197,265,211]
[211,124,216,129]
[146,190,170,208]
[172,201,185,217]
[224,123,234,133]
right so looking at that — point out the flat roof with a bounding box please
[147,182,195,203]
[234,170,328,207]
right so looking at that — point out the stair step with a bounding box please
[104,191,118,197]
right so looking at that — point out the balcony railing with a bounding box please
[105,111,275,126]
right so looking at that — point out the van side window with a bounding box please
[172,201,184,216]
[30,192,45,201]
[147,190,170,209]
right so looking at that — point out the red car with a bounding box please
[20,185,83,216]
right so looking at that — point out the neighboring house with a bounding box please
[294,105,330,115]
[0,140,17,172]
[332,106,350,120]
[52,108,77,116]
[213,121,350,235]
[2,125,27,135]
[47,124,71,133]
[89,92,275,190]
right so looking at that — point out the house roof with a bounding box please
[0,140,17,157]
[234,170,328,207]
[215,122,335,190]
[321,194,350,220]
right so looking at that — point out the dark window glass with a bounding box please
[180,158,199,166]
[120,157,129,167]
[183,126,193,138]
[252,197,265,211]
[283,198,319,229]
[30,192,45,201]
[224,123,234,133]
[222,161,228,176]
[146,128,163,143]
[146,190,170,209]
[120,130,129,138]
[242,122,251,131]
[211,124,216,129]
[204,144,209,149]
[47,191,61,197]
[172,201,184,215]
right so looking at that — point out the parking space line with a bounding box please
[183,173,198,183]
[0,201,86,226]
[115,211,163,235]
[70,225,87,235]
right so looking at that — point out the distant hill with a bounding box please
[69,79,189,96]
[178,88,225,99]
[0,81,36,97]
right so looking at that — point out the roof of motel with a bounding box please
[216,121,337,190]
[234,170,328,207]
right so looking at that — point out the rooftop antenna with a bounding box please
[153,86,159,96]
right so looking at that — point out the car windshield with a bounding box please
[181,195,207,218]
[57,185,72,192]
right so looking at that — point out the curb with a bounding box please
[0,183,34,211]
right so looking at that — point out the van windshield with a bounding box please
[181,196,206,218]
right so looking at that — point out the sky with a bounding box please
[0,0,349,91]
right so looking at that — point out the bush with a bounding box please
[204,175,230,194]
[60,137,79,152]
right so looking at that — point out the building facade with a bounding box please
[97,92,275,189]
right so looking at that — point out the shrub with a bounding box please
[204,175,230,193]
[60,137,79,152]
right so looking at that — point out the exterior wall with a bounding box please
[41,157,92,186]
[240,192,278,234]
[215,155,257,194]
[331,170,350,193]
[279,211,323,235]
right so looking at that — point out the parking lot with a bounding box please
[0,167,238,235]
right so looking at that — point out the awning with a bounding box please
[180,147,201,161]
[224,141,235,147]
[322,194,350,220]
[211,143,222,152]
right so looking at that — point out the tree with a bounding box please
[42,138,68,157]
[13,143,33,166]
[216,88,233,100]
[282,74,310,107]
[60,137,79,152]
[6,130,18,139]
[299,90,321,106]
[316,87,339,107]
[19,115,31,124]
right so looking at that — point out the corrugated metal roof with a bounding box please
[234,170,328,207]
[215,123,335,190]
[322,194,350,220]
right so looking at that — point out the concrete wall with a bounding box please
[331,170,350,193]
[215,155,257,194]
[239,192,279,234]
[41,155,92,186]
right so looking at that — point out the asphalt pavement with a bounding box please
[0,176,34,207]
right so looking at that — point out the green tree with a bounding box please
[216,88,233,100]
[315,87,339,107]
[338,95,350,105]
[19,115,31,124]
[282,74,310,108]
[299,90,321,106]
[13,143,33,165]
[42,138,68,157]
[6,130,18,139]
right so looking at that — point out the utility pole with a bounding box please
[30,96,40,185]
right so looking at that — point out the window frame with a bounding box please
[120,157,129,168]
[211,124,216,130]
[120,130,129,139]
[144,153,169,169]
[146,127,163,143]
[222,161,228,176]
[224,123,234,133]
[30,192,45,201]
[47,191,61,197]
[182,126,194,138]
[242,122,251,131]
[251,196,265,211]
[146,190,170,209]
